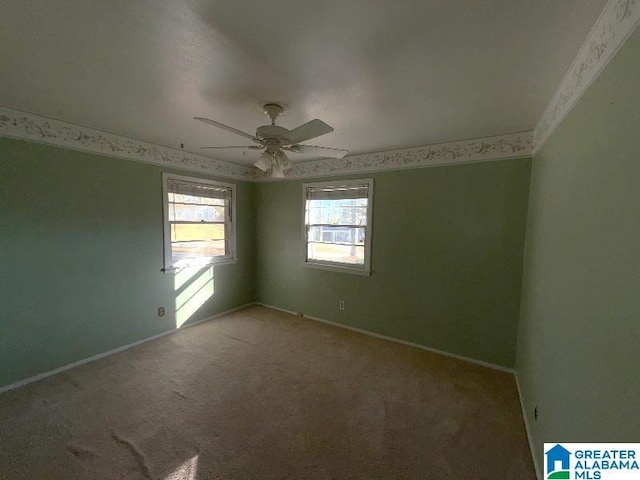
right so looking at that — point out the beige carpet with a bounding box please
[0,306,535,479]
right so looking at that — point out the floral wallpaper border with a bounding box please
[1,107,532,182]
[0,107,254,180]
[256,131,533,182]
[534,0,640,152]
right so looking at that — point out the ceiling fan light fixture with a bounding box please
[254,151,272,172]
[277,150,293,171]
[271,161,285,178]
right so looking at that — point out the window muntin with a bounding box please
[163,173,235,270]
[303,179,373,274]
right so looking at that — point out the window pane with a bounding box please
[171,239,226,264]
[169,193,226,206]
[307,200,367,226]
[168,204,225,222]
[171,223,225,242]
[307,226,365,245]
[308,243,365,265]
[308,198,367,208]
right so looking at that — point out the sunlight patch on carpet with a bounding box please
[164,455,198,480]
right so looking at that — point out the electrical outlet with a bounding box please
[158,307,165,317]
[339,300,345,311]
[534,406,538,421]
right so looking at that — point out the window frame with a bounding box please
[162,172,236,272]
[301,178,373,276]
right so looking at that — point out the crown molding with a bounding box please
[0,107,255,181]
[533,0,640,154]
[257,131,533,181]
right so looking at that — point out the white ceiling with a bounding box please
[1,0,607,167]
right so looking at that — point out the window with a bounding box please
[162,173,236,271]
[302,179,373,275]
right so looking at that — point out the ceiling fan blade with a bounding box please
[200,145,263,150]
[285,144,349,159]
[283,119,334,144]
[194,117,260,143]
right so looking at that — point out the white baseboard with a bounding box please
[515,372,541,480]
[256,302,515,374]
[0,302,256,395]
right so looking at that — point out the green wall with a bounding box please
[255,159,531,368]
[0,138,255,387]
[516,28,640,473]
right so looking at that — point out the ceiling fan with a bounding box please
[195,104,348,178]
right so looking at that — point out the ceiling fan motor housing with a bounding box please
[256,125,290,144]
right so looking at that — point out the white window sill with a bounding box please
[162,258,238,273]
[302,261,370,276]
